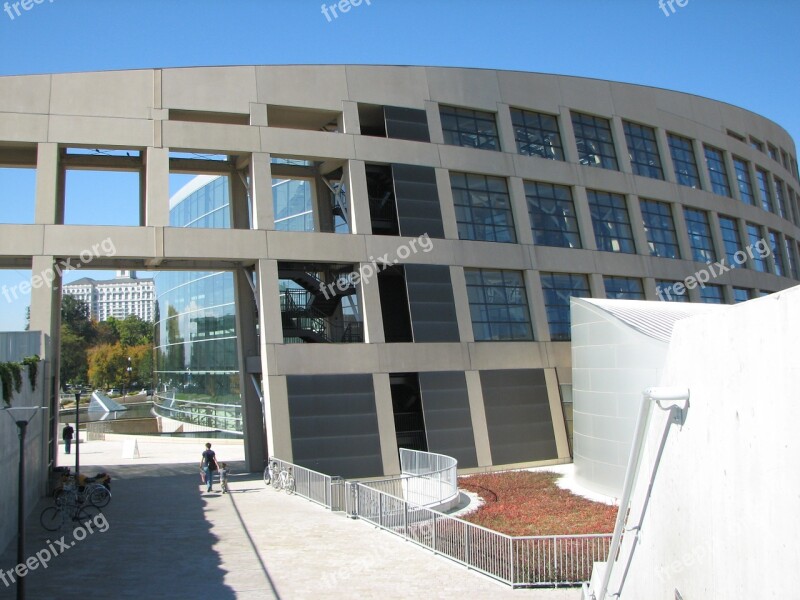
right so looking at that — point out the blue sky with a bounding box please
[0,0,798,330]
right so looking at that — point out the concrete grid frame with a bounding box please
[1,65,797,476]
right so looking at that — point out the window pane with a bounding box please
[704,145,731,197]
[756,169,773,213]
[668,134,701,189]
[511,108,564,160]
[733,158,754,205]
[440,105,500,151]
[718,216,743,269]
[451,172,516,243]
[746,223,768,272]
[700,284,724,304]
[588,190,635,253]
[684,208,716,263]
[525,181,581,248]
[464,269,533,341]
[640,199,680,259]
[656,280,688,302]
[624,121,663,179]
[572,112,619,170]
[604,276,645,299]
[540,272,591,341]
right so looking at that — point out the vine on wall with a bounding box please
[1,355,40,406]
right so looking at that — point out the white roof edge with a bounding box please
[169,174,221,211]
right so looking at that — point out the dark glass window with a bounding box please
[588,190,635,254]
[440,105,499,151]
[785,237,799,280]
[769,231,784,277]
[640,200,680,259]
[464,269,533,341]
[718,216,743,269]
[768,144,779,162]
[525,181,581,248]
[273,178,314,232]
[732,157,754,205]
[624,121,663,179]
[733,287,752,303]
[684,208,716,263]
[450,172,516,243]
[756,169,773,213]
[540,272,591,341]
[704,146,731,197]
[656,280,688,302]
[571,112,619,170]
[510,108,564,160]
[668,134,701,189]
[773,177,787,219]
[746,222,768,272]
[604,276,645,299]
[700,285,725,304]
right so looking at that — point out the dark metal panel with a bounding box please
[384,106,431,143]
[392,164,445,239]
[419,371,478,468]
[480,369,558,464]
[287,374,383,478]
[404,264,460,343]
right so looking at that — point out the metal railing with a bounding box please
[268,450,612,588]
[152,395,242,433]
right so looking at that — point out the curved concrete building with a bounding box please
[3,65,798,477]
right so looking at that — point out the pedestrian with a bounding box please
[62,423,75,454]
[219,462,230,494]
[199,442,219,493]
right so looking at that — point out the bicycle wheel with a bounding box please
[263,465,271,486]
[271,469,281,490]
[73,504,101,525]
[40,507,62,532]
[87,485,111,508]
[285,475,295,495]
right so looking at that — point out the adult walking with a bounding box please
[62,423,75,454]
[200,442,219,492]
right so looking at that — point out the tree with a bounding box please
[60,326,89,386]
[61,295,95,342]
[87,343,127,389]
[117,315,154,347]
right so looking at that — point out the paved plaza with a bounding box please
[0,437,580,599]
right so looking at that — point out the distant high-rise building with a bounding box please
[63,271,155,322]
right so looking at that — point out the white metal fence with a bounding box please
[268,452,612,588]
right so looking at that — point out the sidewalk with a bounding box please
[0,438,580,599]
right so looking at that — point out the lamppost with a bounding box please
[74,392,81,481]
[4,406,45,600]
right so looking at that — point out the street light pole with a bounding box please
[74,392,81,480]
[14,419,27,600]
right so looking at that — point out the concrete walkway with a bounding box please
[0,438,581,599]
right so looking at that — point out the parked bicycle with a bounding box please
[40,485,101,532]
[264,459,295,494]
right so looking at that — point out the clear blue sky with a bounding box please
[1,0,798,330]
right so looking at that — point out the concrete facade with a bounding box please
[606,285,800,599]
[0,66,797,475]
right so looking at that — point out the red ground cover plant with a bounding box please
[457,471,617,537]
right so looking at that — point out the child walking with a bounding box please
[220,462,230,494]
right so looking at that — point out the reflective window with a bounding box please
[464,269,533,341]
[684,208,716,263]
[588,190,635,254]
[604,276,645,299]
[749,137,764,152]
[525,181,581,248]
[768,143,779,162]
[704,145,731,197]
[733,287,752,303]
[640,200,680,259]
[746,222,768,272]
[773,177,787,219]
[572,112,619,170]
[700,284,725,304]
[769,231,784,277]
[656,280,688,302]
[718,216,743,269]
[732,157,754,205]
[668,134,701,189]
[540,272,591,341]
[511,108,564,160]
[170,176,231,229]
[624,121,663,179]
[785,237,799,280]
[756,169,773,213]
[450,172,516,243]
[273,178,314,232]
[440,105,499,151]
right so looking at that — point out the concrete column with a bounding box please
[464,370,492,467]
[230,167,250,230]
[449,266,473,343]
[425,101,444,145]
[654,127,674,183]
[611,117,633,174]
[372,373,400,476]
[558,107,577,163]
[265,376,292,461]
[346,160,372,235]
[694,139,713,192]
[724,151,741,203]
[509,177,534,246]
[544,368,571,460]
[257,259,283,345]
[525,269,551,342]
[250,153,274,230]
[643,277,658,301]
[495,102,516,154]
[144,147,169,227]
[249,103,268,127]
[234,268,266,471]
[707,211,726,265]
[589,273,606,298]
[573,186,597,251]
[34,143,61,225]
[360,267,385,344]
[626,194,648,256]
[341,100,360,135]
[672,204,693,262]
[435,167,459,240]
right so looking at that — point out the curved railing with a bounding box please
[152,394,242,433]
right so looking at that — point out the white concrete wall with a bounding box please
[617,285,800,599]
[571,300,669,498]
[0,362,47,555]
